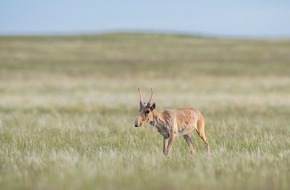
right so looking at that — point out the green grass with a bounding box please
[0,33,289,190]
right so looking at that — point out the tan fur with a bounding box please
[135,100,210,156]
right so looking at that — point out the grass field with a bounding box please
[0,33,289,190]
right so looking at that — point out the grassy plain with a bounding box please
[0,33,289,190]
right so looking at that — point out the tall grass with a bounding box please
[0,33,289,190]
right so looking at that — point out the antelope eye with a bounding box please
[145,110,150,114]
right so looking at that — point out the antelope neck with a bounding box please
[150,110,164,128]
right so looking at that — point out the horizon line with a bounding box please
[0,29,290,40]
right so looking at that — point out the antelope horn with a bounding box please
[148,88,153,105]
[138,88,144,109]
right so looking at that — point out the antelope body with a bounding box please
[134,89,209,156]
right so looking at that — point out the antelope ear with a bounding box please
[150,103,156,110]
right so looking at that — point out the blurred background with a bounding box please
[0,1,290,190]
[1,0,290,37]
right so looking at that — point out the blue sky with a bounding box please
[0,0,290,37]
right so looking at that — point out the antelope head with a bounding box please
[134,88,156,127]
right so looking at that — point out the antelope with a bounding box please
[134,88,209,156]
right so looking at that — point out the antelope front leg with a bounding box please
[165,131,176,156]
[163,138,169,155]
